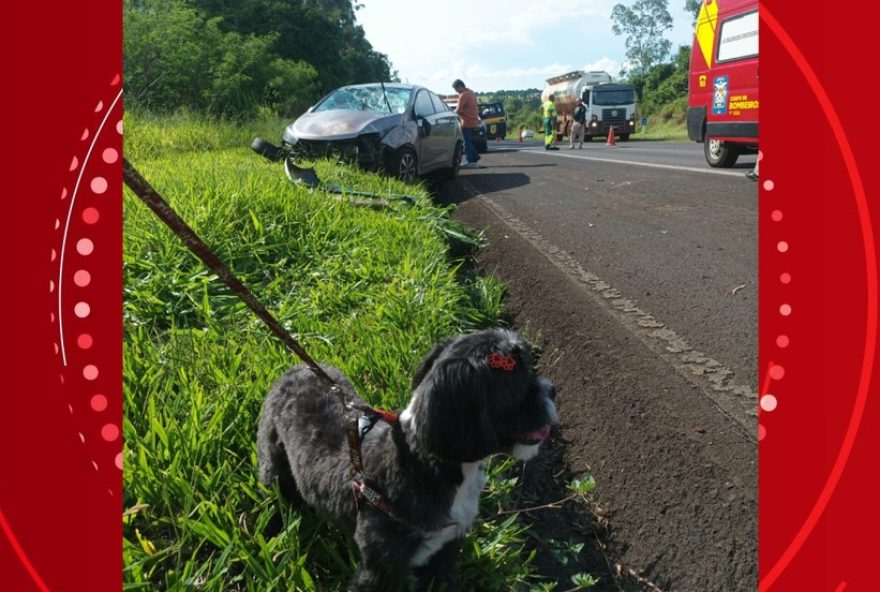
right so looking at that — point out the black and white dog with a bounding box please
[257,328,558,591]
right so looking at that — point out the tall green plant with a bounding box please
[611,0,673,80]
[185,0,393,93]
[124,0,385,119]
[122,114,566,591]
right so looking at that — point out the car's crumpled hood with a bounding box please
[285,110,403,141]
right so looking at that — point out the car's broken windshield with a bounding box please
[315,86,412,114]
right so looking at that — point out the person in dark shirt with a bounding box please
[570,99,587,149]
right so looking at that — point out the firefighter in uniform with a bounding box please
[542,94,559,150]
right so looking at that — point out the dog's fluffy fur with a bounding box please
[257,328,558,591]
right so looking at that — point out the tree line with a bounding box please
[125,0,700,125]
[610,0,700,121]
[124,0,394,119]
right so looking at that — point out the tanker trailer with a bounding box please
[541,70,638,141]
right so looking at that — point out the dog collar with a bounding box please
[352,403,399,425]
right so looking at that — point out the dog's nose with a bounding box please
[539,378,557,400]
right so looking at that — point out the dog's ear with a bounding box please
[411,338,452,390]
[414,358,499,462]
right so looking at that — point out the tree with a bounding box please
[124,0,390,118]
[185,0,392,93]
[630,44,690,122]
[684,0,702,25]
[610,0,673,80]
[124,0,320,119]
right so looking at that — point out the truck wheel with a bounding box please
[619,134,630,141]
[704,138,740,167]
[476,139,488,154]
[387,147,419,182]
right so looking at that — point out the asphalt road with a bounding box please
[434,139,758,591]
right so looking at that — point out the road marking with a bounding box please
[512,146,749,177]
[459,179,758,439]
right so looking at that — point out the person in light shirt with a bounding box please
[542,94,560,151]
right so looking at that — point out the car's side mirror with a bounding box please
[419,116,432,136]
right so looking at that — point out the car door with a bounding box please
[429,92,459,168]
[413,90,442,171]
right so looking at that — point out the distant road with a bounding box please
[510,137,758,175]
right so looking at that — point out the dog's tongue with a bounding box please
[523,424,552,441]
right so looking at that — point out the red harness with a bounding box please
[344,402,410,523]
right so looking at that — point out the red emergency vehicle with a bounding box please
[687,0,758,167]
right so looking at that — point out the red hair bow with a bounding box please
[487,352,517,372]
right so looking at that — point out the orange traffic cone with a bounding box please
[606,127,616,146]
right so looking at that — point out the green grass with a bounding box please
[632,120,689,142]
[122,111,565,591]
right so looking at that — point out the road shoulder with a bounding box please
[453,196,758,591]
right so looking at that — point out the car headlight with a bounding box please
[282,126,299,145]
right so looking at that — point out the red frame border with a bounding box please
[2,1,879,590]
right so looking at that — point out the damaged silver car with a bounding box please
[281,83,464,181]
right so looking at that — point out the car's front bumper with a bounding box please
[287,134,386,171]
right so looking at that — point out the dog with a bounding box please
[257,328,558,591]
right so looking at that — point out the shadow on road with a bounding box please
[429,171,537,205]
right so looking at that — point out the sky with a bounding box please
[356,0,697,94]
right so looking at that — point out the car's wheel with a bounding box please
[388,147,419,181]
[704,138,740,167]
[444,141,463,180]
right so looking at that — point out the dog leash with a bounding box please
[123,159,423,528]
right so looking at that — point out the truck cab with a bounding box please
[582,83,638,141]
[687,0,759,167]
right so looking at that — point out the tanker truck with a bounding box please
[541,70,638,141]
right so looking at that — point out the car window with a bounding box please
[717,11,758,62]
[479,103,502,117]
[414,90,435,118]
[430,93,449,114]
[314,86,412,114]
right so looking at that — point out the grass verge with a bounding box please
[123,111,574,590]
[631,121,689,142]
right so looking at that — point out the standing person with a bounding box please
[745,152,760,181]
[452,79,481,168]
[570,98,587,149]
[542,94,560,150]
